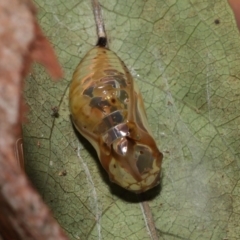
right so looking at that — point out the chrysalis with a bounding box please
[69,0,163,193]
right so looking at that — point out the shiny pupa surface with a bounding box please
[69,46,163,193]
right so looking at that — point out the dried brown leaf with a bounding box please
[0,0,67,239]
[228,0,240,32]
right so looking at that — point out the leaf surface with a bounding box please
[24,0,240,239]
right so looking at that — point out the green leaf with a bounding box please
[23,0,240,239]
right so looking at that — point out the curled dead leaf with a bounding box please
[0,0,67,239]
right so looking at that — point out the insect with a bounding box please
[69,0,163,193]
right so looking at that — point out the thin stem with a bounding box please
[91,0,106,39]
[138,194,159,240]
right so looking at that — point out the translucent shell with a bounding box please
[69,46,163,193]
